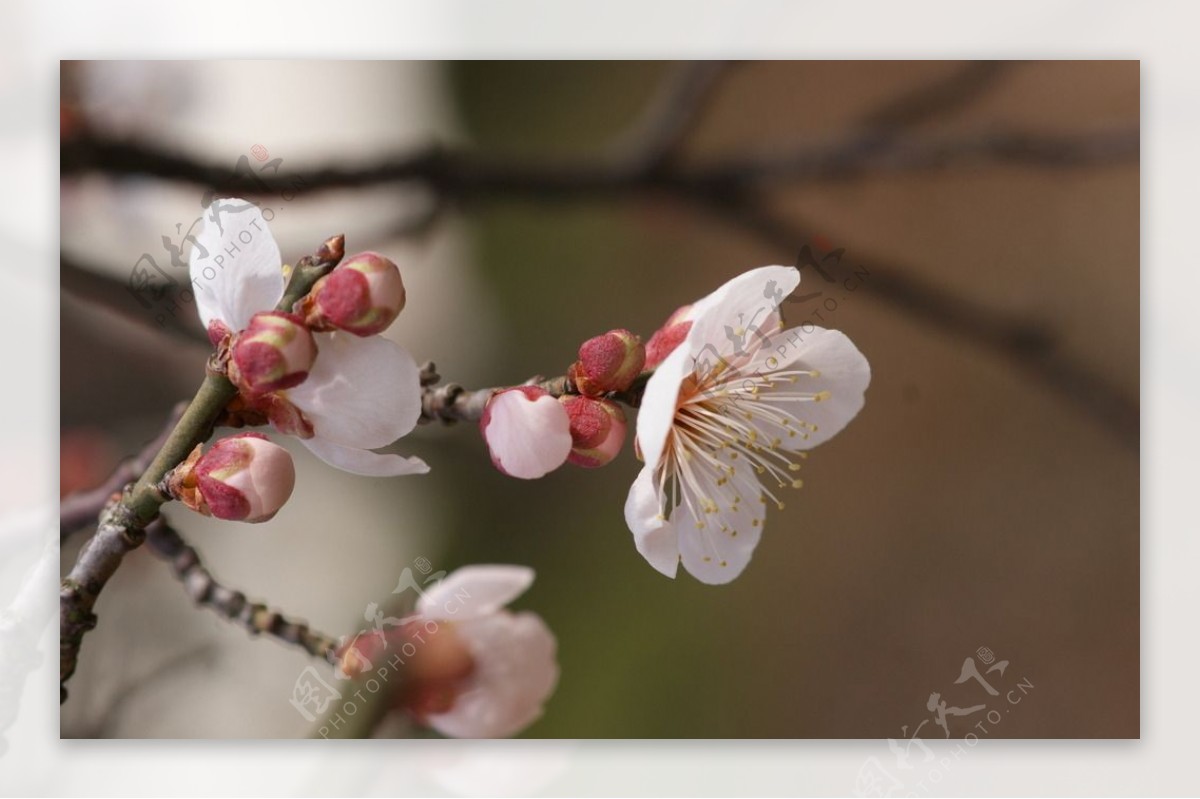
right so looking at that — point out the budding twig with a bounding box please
[418,370,648,425]
[59,235,346,703]
[144,517,340,664]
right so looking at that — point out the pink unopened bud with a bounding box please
[306,251,406,337]
[644,304,694,371]
[170,433,296,523]
[561,395,627,468]
[571,329,645,396]
[229,312,317,397]
[480,386,573,479]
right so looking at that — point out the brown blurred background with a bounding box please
[59,60,1138,738]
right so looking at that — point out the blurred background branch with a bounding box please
[60,61,1139,446]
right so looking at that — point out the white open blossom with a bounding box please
[415,565,559,738]
[625,265,870,584]
[189,199,427,477]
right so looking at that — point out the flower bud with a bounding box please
[571,329,645,396]
[480,386,573,479]
[171,433,296,523]
[306,251,406,337]
[560,395,627,468]
[229,312,317,397]
[644,304,694,370]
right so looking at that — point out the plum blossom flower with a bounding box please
[189,199,427,477]
[341,565,559,738]
[625,265,870,584]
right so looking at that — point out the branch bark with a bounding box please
[144,517,340,664]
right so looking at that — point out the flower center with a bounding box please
[659,362,829,533]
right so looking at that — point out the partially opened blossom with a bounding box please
[189,199,427,477]
[561,395,627,468]
[303,250,407,337]
[570,328,645,396]
[169,433,296,523]
[339,565,559,739]
[413,565,558,738]
[625,266,870,584]
[228,311,317,396]
[480,387,572,479]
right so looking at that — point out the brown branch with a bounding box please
[858,61,1010,131]
[61,255,205,346]
[60,401,189,542]
[144,517,340,665]
[610,60,737,172]
[59,129,1136,200]
[60,234,347,703]
[692,194,1139,448]
[418,362,646,425]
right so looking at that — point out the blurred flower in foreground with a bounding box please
[190,199,427,477]
[342,565,559,738]
[625,266,871,584]
[168,433,296,523]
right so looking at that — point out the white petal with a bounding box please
[425,611,559,738]
[417,565,535,621]
[753,326,871,450]
[189,198,284,331]
[633,344,692,472]
[287,332,423,451]
[683,265,800,368]
[300,437,429,477]
[673,462,764,585]
[623,465,679,578]
[480,389,572,479]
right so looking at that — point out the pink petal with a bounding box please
[417,565,535,621]
[479,387,572,480]
[301,437,429,477]
[189,198,284,331]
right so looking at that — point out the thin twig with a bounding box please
[143,517,340,665]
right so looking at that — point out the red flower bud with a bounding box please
[644,304,694,370]
[171,433,296,523]
[560,395,627,468]
[572,329,645,396]
[229,312,317,397]
[307,251,406,337]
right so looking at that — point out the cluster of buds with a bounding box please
[187,247,413,523]
[480,329,647,479]
[227,252,408,399]
[166,433,296,523]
